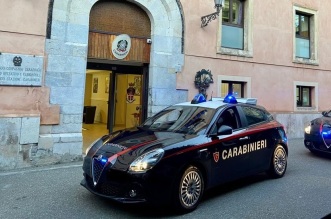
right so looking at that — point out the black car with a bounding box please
[81,94,288,212]
[304,110,331,154]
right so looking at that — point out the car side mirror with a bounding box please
[322,111,327,116]
[217,125,233,135]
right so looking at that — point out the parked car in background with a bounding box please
[81,94,288,212]
[304,110,331,154]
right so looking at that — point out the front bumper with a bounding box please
[80,173,147,203]
[81,162,175,205]
[304,134,331,153]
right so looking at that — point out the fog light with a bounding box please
[129,189,137,198]
[305,141,310,146]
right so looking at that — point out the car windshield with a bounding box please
[141,105,215,134]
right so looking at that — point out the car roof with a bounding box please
[174,97,259,109]
[175,100,228,109]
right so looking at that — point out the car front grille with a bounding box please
[310,141,331,152]
[86,174,145,199]
[98,181,122,196]
[92,157,107,186]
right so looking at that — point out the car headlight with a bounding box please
[305,125,311,134]
[129,148,164,173]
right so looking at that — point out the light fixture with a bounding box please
[201,0,223,27]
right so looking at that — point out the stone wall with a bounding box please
[272,112,321,139]
[0,116,40,170]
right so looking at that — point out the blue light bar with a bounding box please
[223,94,237,104]
[101,158,108,164]
[191,93,206,104]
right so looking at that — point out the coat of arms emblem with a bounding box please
[213,152,220,163]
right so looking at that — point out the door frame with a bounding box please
[86,62,148,133]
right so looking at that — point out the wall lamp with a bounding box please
[201,0,223,28]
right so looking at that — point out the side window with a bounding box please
[241,106,267,126]
[216,107,241,130]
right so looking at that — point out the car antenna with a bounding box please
[209,91,213,101]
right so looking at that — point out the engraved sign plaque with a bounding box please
[0,53,43,86]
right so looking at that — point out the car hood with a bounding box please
[92,128,201,171]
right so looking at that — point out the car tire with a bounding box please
[267,145,287,178]
[173,166,204,212]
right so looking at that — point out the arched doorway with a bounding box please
[44,0,185,159]
[82,0,151,151]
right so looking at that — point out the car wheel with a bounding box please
[267,145,287,178]
[173,166,204,212]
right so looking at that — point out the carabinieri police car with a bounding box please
[304,110,331,154]
[81,94,288,212]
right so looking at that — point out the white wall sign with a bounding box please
[112,34,131,59]
[0,53,43,86]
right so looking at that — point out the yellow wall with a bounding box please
[115,74,142,128]
[88,71,110,123]
[84,74,92,106]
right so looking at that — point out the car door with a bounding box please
[209,106,251,185]
[238,105,276,173]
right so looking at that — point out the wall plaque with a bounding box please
[112,34,131,59]
[0,53,43,86]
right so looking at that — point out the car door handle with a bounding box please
[239,136,249,140]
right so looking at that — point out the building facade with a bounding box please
[0,0,329,169]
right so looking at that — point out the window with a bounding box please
[221,0,244,49]
[293,6,318,65]
[294,81,318,111]
[212,107,241,134]
[218,0,252,57]
[221,81,244,97]
[143,106,214,134]
[241,106,269,126]
[295,13,310,59]
[218,75,251,98]
[296,86,311,107]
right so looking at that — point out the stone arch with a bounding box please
[43,0,187,157]
[42,0,187,156]
[47,0,186,110]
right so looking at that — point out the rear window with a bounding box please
[241,106,272,126]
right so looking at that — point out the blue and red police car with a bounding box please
[81,94,288,212]
[304,110,331,155]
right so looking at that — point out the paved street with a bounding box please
[1,138,331,219]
